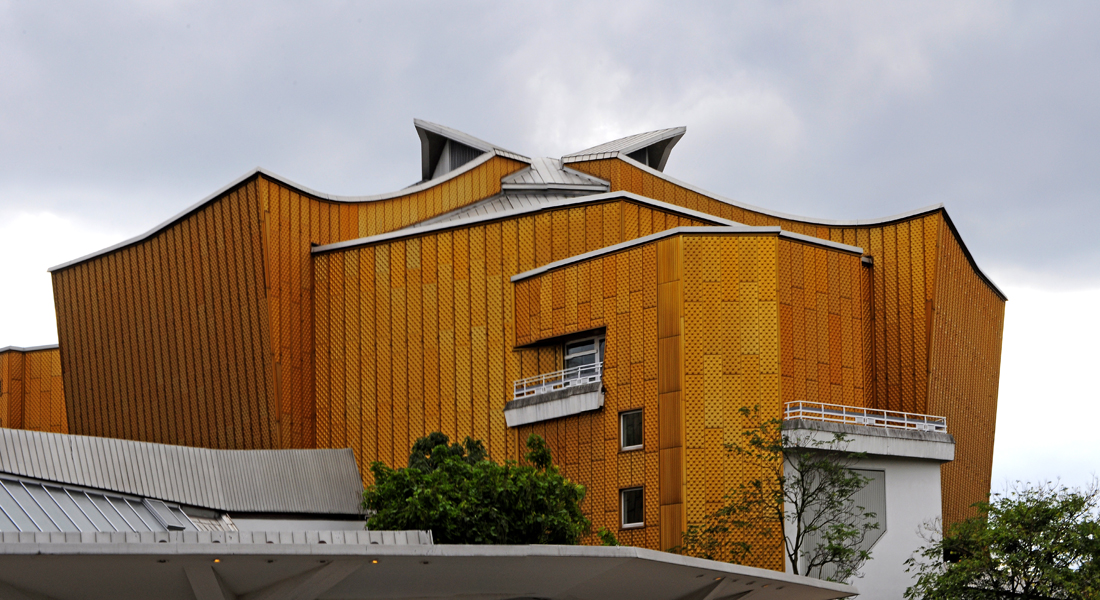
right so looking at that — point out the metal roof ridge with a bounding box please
[0,344,59,353]
[562,126,687,159]
[414,118,530,161]
[509,225,863,283]
[310,191,745,255]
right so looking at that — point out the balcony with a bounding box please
[783,401,947,433]
[505,362,605,427]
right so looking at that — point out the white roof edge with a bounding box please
[562,126,687,160]
[48,150,527,273]
[500,183,609,192]
[570,154,1007,301]
[0,344,59,353]
[0,539,857,593]
[510,226,864,283]
[311,191,745,255]
[414,118,530,161]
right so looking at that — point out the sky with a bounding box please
[1,1,1097,490]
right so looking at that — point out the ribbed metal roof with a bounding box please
[0,473,200,533]
[407,192,584,229]
[414,118,529,163]
[0,429,364,515]
[501,157,609,189]
[562,127,686,162]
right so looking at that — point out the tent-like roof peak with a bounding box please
[562,126,687,172]
[414,118,529,181]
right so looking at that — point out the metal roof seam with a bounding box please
[311,190,743,255]
[510,225,864,283]
[0,344,60,353]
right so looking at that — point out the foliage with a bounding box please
[676,405,879,582]
[362,432,591,544]
[407,431,487,471]
[905,480,1100,600]
[597,527,620,546]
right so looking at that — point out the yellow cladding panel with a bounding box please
[51,157,527,450]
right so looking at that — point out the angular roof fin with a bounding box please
[561,126,687,172]
[414,119,528,181]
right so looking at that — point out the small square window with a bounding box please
[620,410,643,451]
[621,487,644,528]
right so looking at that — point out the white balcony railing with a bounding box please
[784,401,947,433]
[513,362,603,401]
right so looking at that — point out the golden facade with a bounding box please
[0,346,66,433]
[5,120,1003,569]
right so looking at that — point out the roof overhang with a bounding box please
[0,536,857,600]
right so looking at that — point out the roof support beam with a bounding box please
[241,560,361,600]
[0,580,58,600]
[184,566,232,600]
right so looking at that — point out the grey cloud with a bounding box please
[2,1,1098,287]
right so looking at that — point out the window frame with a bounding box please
[563,334,605,372]
[619,409,644,452]
[620,486,645,529]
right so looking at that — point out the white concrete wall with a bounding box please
[850,456,941,599]
[782,455,943,599]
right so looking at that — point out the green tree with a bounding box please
[905,480,1100,600]
[677,406,879,582]
[362,432,591,544]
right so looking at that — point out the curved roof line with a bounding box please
[583,154,1007,301]
[0,344,59,353]
[48,151,526,273]
[511,226,864,283]
[310,190,745,256]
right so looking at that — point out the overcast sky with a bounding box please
[1,1,1097,489]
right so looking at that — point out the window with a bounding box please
[621,487,644,528]
[564,335,604,377]
[620,410,643,451]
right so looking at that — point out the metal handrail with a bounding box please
[513,362,603,400]
[783,401,947,433]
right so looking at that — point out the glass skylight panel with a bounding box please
[47,487,96,531]
[3,480,57,532]
[0,476,199,533]
[0,481,37,531]
[70,490,114,531]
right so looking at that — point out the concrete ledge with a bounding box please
[504,384,604,427]
[783,419,955,462]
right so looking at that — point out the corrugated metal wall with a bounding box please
[0,428,363,514]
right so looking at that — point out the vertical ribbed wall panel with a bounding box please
[0,348,65,434]
[49,156,526,450]
[927,217,1005,525]
[315,199,708,546]
[571,158,1005,527]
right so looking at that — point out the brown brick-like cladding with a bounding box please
[567,158,1004,525]
[51,157,527,448]
[0,347,66,433]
